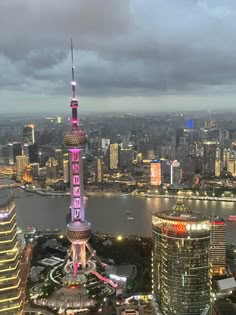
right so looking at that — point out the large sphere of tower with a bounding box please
[67,221,91,244]
[64,129,88,149]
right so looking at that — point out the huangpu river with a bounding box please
[10,186,236,244]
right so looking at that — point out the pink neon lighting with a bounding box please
[73,187,80,196]
[73,175,80,185]
[74,261,79,277]
[74,198,80,208]
[92,270,117,288]
[72,163,79,173]
[72,151,79,161]
[72,119,78,124]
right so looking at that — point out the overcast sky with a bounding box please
[1,0,236,114]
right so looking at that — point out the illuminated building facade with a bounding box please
[22,164,33,183]
[215,159,221,177]
[210,218,226,275]
[0,190,23,314]
[96,157,103,183]
[150,160,161,186]
[55,148,63,170]
[170,160,181,185]
[109,143,119,170]
[16,155,28,177]
[63,159,69,184]
[152,200,210,315]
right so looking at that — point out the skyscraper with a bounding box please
[16,155,29,177]
[55,148,63,170]
[45,158,58,181]
[96,157,103,183]
[0,190,23,314]
[152,200,210,315]
[8,142,22,165]
[150,160,161,186]
[23,124,35,143]
[109,143,119,170]
[170,160,182,185]
[23,143,38,163]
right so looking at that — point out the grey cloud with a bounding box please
[1,0,236,104]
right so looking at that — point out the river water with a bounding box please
[11,187,236,244]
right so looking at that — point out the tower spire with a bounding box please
[70,38,79,129]
[71,38,76,99]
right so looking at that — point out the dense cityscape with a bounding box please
[1,1,236,315]
[1,106,236,315]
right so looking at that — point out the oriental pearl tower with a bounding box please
[64,40,94,280]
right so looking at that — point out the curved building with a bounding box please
[152,200,210,315]
[0,190,23,314]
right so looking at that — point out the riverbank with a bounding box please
[20,185,132,198]
[136,191,236,202]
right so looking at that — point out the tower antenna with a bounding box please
[71,38,76,98]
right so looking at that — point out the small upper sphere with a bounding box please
[64,129,88,148]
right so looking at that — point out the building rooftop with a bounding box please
[153,199,209,223]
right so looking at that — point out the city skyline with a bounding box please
[1,1,236,113]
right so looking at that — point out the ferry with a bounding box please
[228,215,236,221]
[127,217,134,221]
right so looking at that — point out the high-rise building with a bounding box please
[170,160,182,185]
[109,143,119,170]
[215,159,221,177]
[23,124,35,143]
[210,218,226,275]
[30,163,39,179]
[227,158,235,176]
[203,141,218,174]
[101,138,110,155]
[45,158,58,180]
[63,159,69,183]
[152,200,211,315]
[120,148,133,170]
[55,148,63,170]
[0,190,23,314]
[8,142,22,165]
[23,143,38,163]
[96,157,103,183]
[16,155,29,177]
[150,160,161,186]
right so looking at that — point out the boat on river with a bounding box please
[228,215,236,221]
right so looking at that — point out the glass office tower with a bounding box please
[152,200,211,315]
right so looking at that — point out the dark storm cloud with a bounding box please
[1,0,236,99]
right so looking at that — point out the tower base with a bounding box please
[63,260,96,286]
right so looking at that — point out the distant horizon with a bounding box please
[0,107,236,117]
